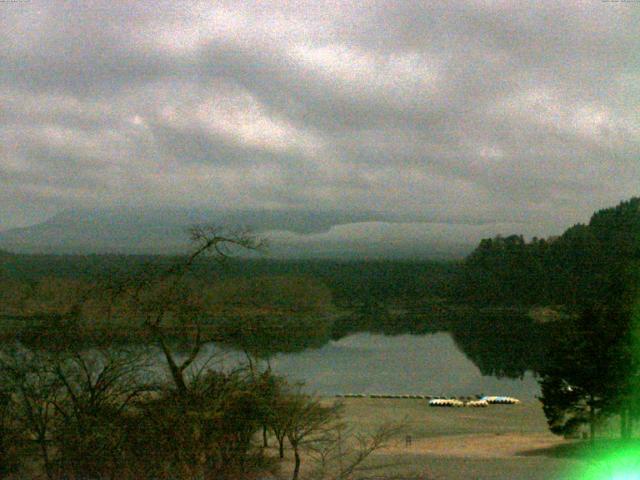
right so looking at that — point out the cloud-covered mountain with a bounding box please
[0,208,390,255]
[0,207,553,259]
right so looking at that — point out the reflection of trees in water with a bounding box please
[331,308,549,380]
[330,303,452,340]
[448,313,548,379]
[10,308,549,382]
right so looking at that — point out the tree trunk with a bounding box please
[263,424,268,447]
[292,447,301,480]
[621,407,630,439]
[156,330,189,395]
[278,437,285,459]
[39,438,54,480]
[630,404,637,439]
[589,397,596,443]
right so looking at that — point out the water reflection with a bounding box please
[8,309,548,400]
[329,308,549,379]
[268,332,541,399]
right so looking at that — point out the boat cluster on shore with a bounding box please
[335,393,520,407]
[428,396,520,407]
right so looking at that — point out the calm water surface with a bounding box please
[266,332,540,399]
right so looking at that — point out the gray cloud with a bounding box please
[0,0,638,249]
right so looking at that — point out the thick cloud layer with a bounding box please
[1,1,638,246]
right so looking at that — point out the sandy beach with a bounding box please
[274,397,584,480]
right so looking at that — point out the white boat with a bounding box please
[481,396,520,404]
[465,399,489,407]
[429,398,464,407]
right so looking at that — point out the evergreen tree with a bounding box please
[538,305,630,440]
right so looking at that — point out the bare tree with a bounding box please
[0,346,60,479]
[51,348,151,416]
[0,225,273,479]
[143,226,264,396]
[50,348,153,479]
[0,344,153,480]
[276,391,343,480]
[108,225,270,479]
[306,421,406,480]
[268,381,300,460]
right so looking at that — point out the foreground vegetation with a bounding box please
[0,228,405,479]
[0,342,413,480]
[1,197,640,478]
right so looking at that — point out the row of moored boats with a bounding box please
[335,394,521,406]
[428,396,520,407]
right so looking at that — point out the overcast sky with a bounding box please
[1,1,639,242]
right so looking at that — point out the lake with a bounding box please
[265,332,540,400]
[7,313,543,401]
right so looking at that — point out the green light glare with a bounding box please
[575,444,640,480]
[571,288,640,480]
[559,226,640,479]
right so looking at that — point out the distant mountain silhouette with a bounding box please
[0,207,480,258]
[0,207,393,255]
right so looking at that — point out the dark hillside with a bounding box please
[459,197,640,308]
